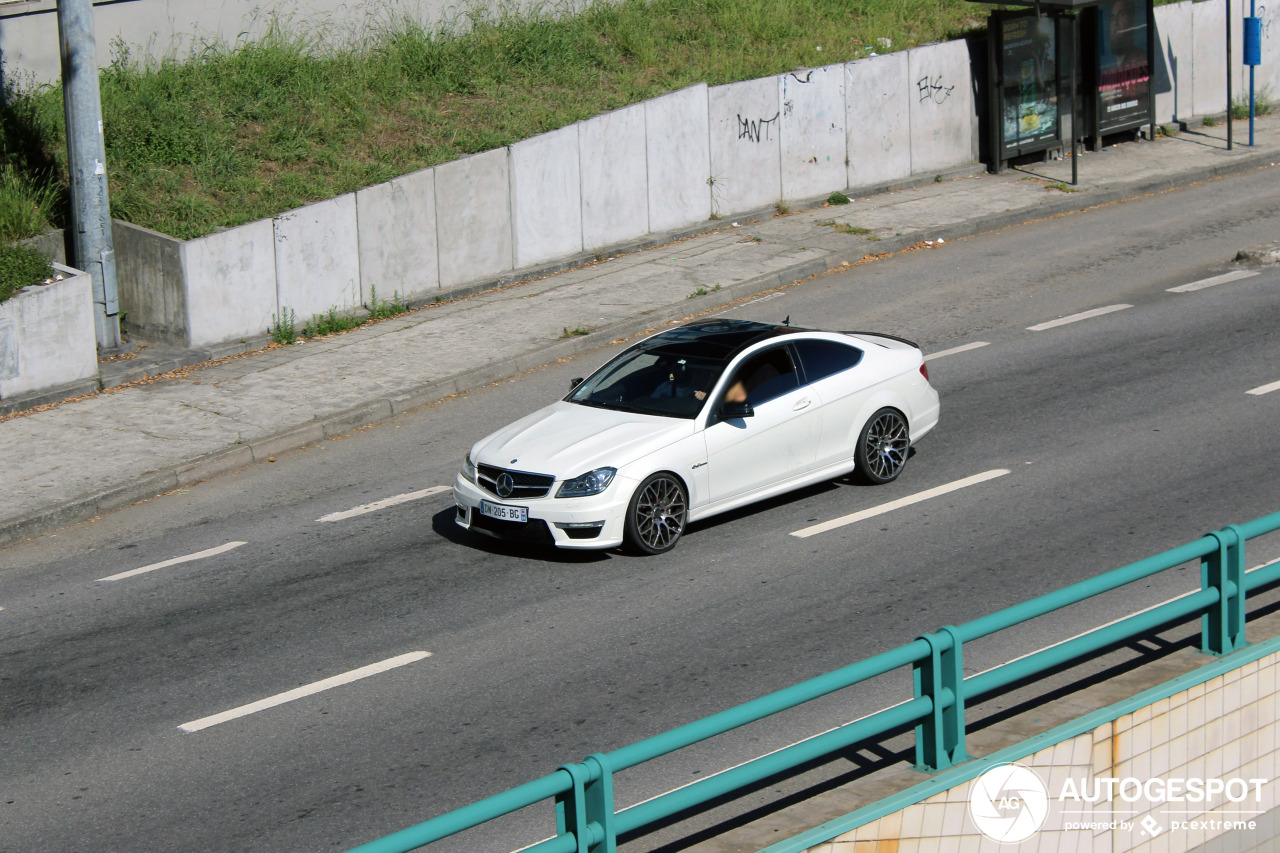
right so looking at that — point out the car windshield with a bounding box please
[567,345,727,419]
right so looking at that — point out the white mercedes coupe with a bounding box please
[453,319,939,554]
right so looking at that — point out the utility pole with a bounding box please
[56,0,120,351]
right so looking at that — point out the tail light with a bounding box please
[920,362,930,382]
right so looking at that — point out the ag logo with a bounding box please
[968,763,1049,843]
[495,473,515,498]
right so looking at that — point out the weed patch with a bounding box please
[270,307,297,344]
[0,242,53,302]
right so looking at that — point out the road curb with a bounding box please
[1,149,1275,549]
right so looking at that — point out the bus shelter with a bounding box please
[974,0,1159,183]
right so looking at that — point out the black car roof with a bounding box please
[636,319,801,364]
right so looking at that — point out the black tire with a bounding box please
[624,473,688,555]
[855,408,910,485]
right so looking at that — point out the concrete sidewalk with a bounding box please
[5,117,1280,548]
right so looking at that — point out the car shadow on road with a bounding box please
[431,507,611,564]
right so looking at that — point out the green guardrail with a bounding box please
[347,510,1280,853]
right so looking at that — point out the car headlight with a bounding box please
[462,453,477,483]
[556,467,617,498]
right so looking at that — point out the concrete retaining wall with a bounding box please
[509,126,582,269]
[0,265,97,400]
[181,220,277,347]
[435,148,513,289]
[104,14,1238,353]
[1193,0,1229,118]
[580,103,649,251]
[645,86,712,232]
[273,194,361,319]
[907,40,978,176]
[794,643,1280,853]
[113,221,187,345]
[779,65,847,201]
[708,76,783,215]
[356,167,439,305]
[1154,1,1196,123]
[846,51,911,190]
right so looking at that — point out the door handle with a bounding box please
[792,398,811,411]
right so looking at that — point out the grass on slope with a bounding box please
[0,0,982,242]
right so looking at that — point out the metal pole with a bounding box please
[1148,0,1156,143]
[56,0,120,351]
[1072,12,1079,185]
[1227,0,1234,149]
[1251,0,1257,145]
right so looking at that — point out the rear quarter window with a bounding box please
[795,339,864,383]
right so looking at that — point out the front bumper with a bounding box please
[453,473,632,549]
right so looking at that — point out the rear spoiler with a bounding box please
[840,330,921,350]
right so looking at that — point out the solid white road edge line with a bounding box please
[927,341,990,360]
[178,651,433,733]
[1027,304,1132,331]
[319,485,452,523]
[97,541,248,582]
[1167,270,1259,293]
[790,469,1011,538]
[1246,379,1280,396]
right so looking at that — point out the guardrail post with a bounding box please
[913,626,966,771]
[1201,526,1247,655]
[555,756,616,853]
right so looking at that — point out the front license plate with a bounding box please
[480,500,528,523]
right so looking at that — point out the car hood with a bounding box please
[471,401,696,477]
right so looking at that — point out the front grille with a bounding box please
[477,464,556,499]
[470,514,556,545]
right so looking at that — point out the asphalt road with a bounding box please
[3,168,1280,853]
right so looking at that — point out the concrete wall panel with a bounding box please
[1239,0,1280,98]
[273,194,361,318]
[434,148,513,289]
[1193,0,1228,117]
[509,126,582,269]
[645,85,712,232]
[181,220,277,347]
[707,77,783,215]
[356,167,439,303]
[579,104,649,251]
[0,266,97,399]
[799,643,1280,853]
[1153,1,1195,123]
[845,52,911,190]
[113,220,187,345]
[907,40,979,176]
[779,65,847,200]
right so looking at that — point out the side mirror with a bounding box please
[570,377,584,391]
[722,401,754,419]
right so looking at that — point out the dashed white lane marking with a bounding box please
[790,469,1011,538]
[1167,270,1259,293]
[97,541,247,582]
[927,341,990,360]
[178,651,432,733]
[318,486,451,523]
[1246,379,1280,396]
[1027,304,1132,331]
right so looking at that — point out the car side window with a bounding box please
[729,346,801,405]
[794,339,863,384]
